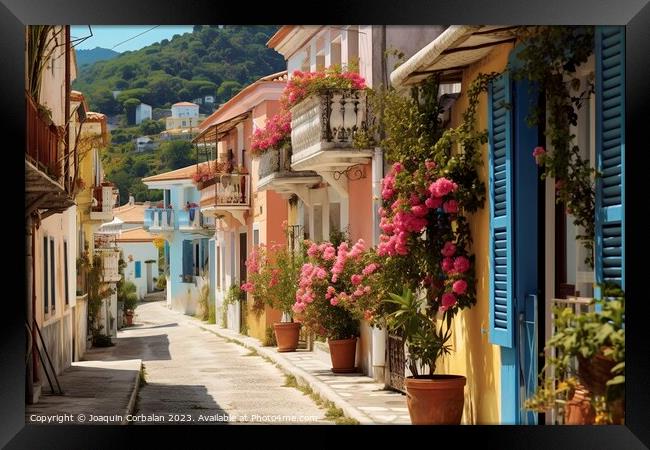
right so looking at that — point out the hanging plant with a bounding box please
[509,26,597,267]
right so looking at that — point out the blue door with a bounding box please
[488,51,540,424]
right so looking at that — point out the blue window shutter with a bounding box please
[182,240,193,277]
[595,26,625,294]
[488,71,515,348]
[135,261,141,278]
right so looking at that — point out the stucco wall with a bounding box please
[119,241,159,299]
[434,42,514,425]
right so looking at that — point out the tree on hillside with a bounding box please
[217,80,242,102]
[139,119,165,135]
[159,140,195,171]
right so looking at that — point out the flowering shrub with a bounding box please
[281,67,367,110]
[250,110,292,157]
[377,161,477,315]
[292,239,375,340]
[241,239,305,319]
[191,162,230,184]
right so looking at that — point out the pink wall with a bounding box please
[348,162,374,244]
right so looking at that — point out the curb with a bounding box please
[192,322,376,425]
[122,359,143,425]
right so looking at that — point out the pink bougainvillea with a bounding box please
[251,109,292,156]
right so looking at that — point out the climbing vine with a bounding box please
[510,26,597,267]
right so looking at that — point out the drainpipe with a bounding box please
[64,25,71,193]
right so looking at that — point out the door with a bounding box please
[487,59,540,424]
[146,263,153,293]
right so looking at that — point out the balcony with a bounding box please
[199,172,250,225]
[178,207,215,233]
[90,184,119,221]
[97,249,121,283]
[25,94,75,213]
[290,89,374,177]
[256,146,322,196]
[143,208,175,233]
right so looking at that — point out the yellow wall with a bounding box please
[436,42,514,424]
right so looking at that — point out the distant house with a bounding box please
[165,101,202,130]
[192,97,204,105]
[135,136,154,152]
[112,90,121,99]
[204,95,215,104]
[135,103,152,125]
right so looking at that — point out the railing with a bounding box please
[200,173,250,207]
[178,207,202,229]
[546,296,595,424]
[96,249,120,282]
[258,147,294,180]
[144,208,175,231]
[290,89,369,156]
[26,94,62,180]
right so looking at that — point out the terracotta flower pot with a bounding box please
[273,322,301,352]
[565,387,596,424]
[577,351,616,397]
[328,337,357,373]
[405,375,466,424]
[125,310,134,326]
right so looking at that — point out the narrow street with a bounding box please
[111,301,328,424]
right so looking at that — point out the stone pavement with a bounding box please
[190,316,411,424]
[115,301,330,425]
[24,347,141,425]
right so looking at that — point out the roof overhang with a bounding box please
[390,25,519,88]
[193,111,250,144]
[267,25,323,59]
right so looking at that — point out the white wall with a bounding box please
[135,103,152,124]
[118,241,159,299]
[171,104,199,118]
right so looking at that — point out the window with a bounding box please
[182,240,193,282]
[182,120,187,127]
[135,261,142,279]
[253,225,260,247]
[50,238,55,312]
[43,236,49,315]
[64,241,69,305]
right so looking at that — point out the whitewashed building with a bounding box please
[135,103,152,125]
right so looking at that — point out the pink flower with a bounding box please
[443,200,459,214]
[330,297,339,306]
[429,177,458,197]
[532,146,546,162]
[292,302,305,314]
[441,292,457,311]
[441,257,455,273]
[307,243,320,257]
[452,279,468,295]
[351,274,363,285]
[363,285,371,294]
[411,204,428,217]
[362,263,378,276]
[441,241,457,257]
[363,310,373,321]
[425,197,442,209]
[323,245,336,261]
[454,256,470,273]
[392,162,404,173]
[316,268,327,279]
[425,160,436,170]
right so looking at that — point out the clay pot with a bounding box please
[125,310,134,326]
[273,322,301,352]
[405,375,466,425]
[565,387,596,424]
[577,352,616,397]
[328,337,357,373]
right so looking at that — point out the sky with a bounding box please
[70,25,195,52]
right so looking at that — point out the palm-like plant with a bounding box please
[384,287,451,377]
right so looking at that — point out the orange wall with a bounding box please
[347,162,373,244]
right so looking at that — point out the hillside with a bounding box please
[72,25,285,116]
[76,47,120,67]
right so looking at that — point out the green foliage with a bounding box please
[196,283,210,321]
[159,140,195,170]
[156,273,166,290]
[525,286,625,423]
[510,26,597,267]
[118,280,138,312]
[384,288,451,376]
[263,326,277,346]
[72,26,285,112]
[208,298,216,324]
[139,118,165,135]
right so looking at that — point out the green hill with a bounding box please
[76,47,120,67]
[73,25,285,115]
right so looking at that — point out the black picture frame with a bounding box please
[5,0,649,447]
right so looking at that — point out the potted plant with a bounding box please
[293,236,374,373]
[524,286,625,424]
[119,280,138,326]
[241,231,306,352]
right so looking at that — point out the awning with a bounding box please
[192,111,250,145]
[390,25,519,88]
